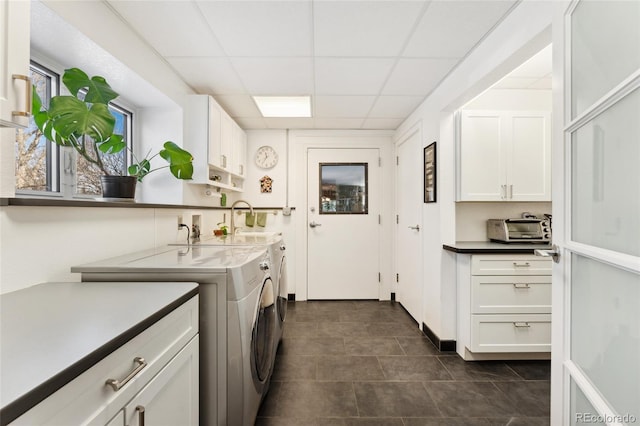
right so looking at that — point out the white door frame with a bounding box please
[290,130,394,301]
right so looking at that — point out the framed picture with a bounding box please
[424,142,437,203]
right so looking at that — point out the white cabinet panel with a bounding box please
[459,110,551,201]
[0,0,31,128]
[471,313,551,353]
[471,254,552,275]
[471,275,551,314]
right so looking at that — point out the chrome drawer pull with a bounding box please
[513,322,531,328]
[513,283,531,289]
[513,262,531,267]
[136,405,146,426]
[105,357,147,391]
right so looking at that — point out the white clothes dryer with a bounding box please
[173,233,288,361]
[72,245,276,426]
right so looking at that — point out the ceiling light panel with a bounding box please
[253,96,312,118]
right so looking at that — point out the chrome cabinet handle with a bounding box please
[508,184,513,199]
[12,74,32,118]
[513,283,531,289]
[500,184,506,199]
[535,244,560,263]
[105,357,147,391]
[408,225,420,231]
[136,405,145,426]
[221,155,227,168]
[513,322,531,328]
[513,262,531,268]
[309,221,322,228]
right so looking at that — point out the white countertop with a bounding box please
[0,281,198,423]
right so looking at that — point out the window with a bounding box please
[15,62,59,193]
[15,61,134,198]
[319,163,368,214]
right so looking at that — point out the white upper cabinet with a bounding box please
[0,0,31,128]
[183,94,246,191]
[458,110,551,201]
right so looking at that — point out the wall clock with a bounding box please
[255,145,278,169]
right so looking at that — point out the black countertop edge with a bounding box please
[0,198,295,211]
[0,287,199,426]
[442,244,547,254]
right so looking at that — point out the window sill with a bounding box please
[0,197,227,210]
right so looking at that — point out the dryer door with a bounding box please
[251,276,276,387]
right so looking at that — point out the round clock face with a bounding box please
[255,145,278,169]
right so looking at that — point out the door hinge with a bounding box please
[378,272,381,283]
[396,273,399,283]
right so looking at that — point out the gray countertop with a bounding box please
[443,241,552,254]
[0,281,199,425]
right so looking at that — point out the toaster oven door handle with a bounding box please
[534,244,560,263]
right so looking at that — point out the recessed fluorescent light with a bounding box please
[253,96,312,118]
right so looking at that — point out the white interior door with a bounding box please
[551,2,640,425]
[396,129,423,322]
[307,148,380,300]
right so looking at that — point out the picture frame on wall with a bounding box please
[424,142,437,203]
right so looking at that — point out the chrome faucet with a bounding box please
[230,199,254,235]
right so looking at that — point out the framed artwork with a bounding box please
[424,142,437,203]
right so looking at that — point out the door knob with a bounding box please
[534,244,560,263]
[309,221,322,228]
[408,225,420,231]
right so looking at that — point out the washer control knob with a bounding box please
[279,245,286,251]
[259,261,270,271]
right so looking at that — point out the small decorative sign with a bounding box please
[424,142,437,203]
[260,175,273,193]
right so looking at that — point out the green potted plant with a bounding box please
[32,67,194,198]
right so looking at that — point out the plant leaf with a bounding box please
[159,141,194,180]
[48,97,115,142]
[62,68,119,104]
[98,134,126,154]
[129,159,151,182]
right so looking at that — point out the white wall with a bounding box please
[0,205,226,294]
[393,0,554,341]
[456,202,552,241]
[464,88,552,111]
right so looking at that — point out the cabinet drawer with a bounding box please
[471,255,552,275]
[11,296,198,426]
[471,276,551,314]
[470,314,551,353]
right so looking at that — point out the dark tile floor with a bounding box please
[255,301,551,426]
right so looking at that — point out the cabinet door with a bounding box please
[220,113,232,170]
[0,0,31,128]
[507,112,551,201]
[125,336,199,426]
[207,99,222,169]
[231,124,247,177]
[459,111,506,201]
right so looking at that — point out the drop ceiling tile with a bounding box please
[197,1,312,57]
[369,96,424,118]
[382,58,458,96]
[231,58,313,95]
[265,118,315,129]
[315,58,396,95]
[108,1,225,57]
[314,96,377,118]
[167,57,245,95]
[234,117,268,129]
[362,118,404,130]
[314,118,365,129]
[403,0,517,58]
[313,1,425,57]
[215,95,262,118]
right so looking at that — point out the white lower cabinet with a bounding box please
[10,296,199,426]
[457,254,552,360]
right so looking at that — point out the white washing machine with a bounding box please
[71,245,276,426]
[172,233,288,361]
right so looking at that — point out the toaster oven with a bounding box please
[487,218,551,243]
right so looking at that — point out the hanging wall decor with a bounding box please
[260,175,273,193]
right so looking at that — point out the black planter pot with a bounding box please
[100,176,137,199]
